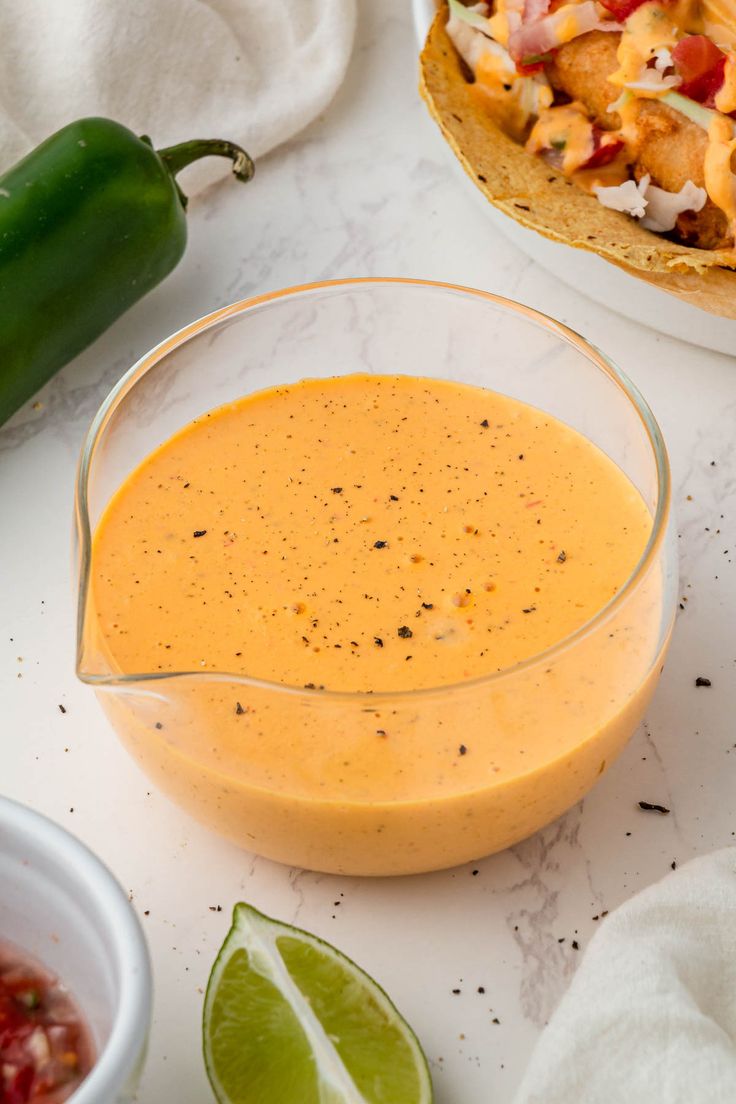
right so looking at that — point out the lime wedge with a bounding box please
[203,902,434,1104]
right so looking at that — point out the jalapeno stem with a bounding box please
[157,139,255,184]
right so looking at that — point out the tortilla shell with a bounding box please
[419,7,736,320]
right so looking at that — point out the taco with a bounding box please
[419,0,736,318]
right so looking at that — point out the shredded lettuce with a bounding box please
[662,92,719,131]
[448,0,490,30]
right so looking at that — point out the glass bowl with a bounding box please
[0,795,151,1102]
[75,279,676,876]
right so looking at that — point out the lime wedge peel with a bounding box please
[203,902,434,1104]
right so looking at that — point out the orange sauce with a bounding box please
[88,374,664,874]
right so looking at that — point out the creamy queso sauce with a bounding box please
[92,374,651,690]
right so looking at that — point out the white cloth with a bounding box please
[515,848,736,1103]
[0,0,356,190]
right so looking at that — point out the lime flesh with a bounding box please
[203,903,433,1104]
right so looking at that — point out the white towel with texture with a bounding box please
[0,0,356,189]
[515,848,736,1103]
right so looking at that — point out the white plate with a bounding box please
[414,0,736,354]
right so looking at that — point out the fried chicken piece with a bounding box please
[548,31,731,248]
[548,30,622,128]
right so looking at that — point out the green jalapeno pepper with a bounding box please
[0,116,254,426]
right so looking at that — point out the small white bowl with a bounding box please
[0,796,152,1103]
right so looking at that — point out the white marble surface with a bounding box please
[2,3,736,1101]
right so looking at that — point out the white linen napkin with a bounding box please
[0,0,356,190]
[515,848,736,1103]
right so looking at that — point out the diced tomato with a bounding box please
[597,0,649,20]
[580,132,625,169]
[672,34,726,106]
[5,1064,35,1104]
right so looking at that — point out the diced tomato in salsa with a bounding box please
[672,35,727,106]
[0,944,93,1103]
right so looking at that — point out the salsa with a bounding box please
[0,941,94,1102]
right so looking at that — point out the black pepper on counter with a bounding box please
[638,800,670,814]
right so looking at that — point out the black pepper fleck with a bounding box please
[695,676,712,687]
[397,626,413,638]
[638,800,670,814]
[193,529,207,538]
